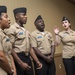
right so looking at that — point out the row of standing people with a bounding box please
[0,6,42,75]
[0,5,55,75]
[0,5,75,75]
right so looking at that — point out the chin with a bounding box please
[64,28,68,30]
[24,22,27,24]
[23,21,26,24]
[6,25,10,28]
[24,22,26,24]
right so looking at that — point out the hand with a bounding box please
[44,56,51,63]
[20,62,31,71]
[13,69,17,75]
[36,61,42,69]
[54,26,59,34]
[50,54,54,60]
[45,55,53,63]
[48,56,53,63]
[8,70,14,75]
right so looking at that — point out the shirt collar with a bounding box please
[63,29,74,34]
[14,22,26,31]
[0,28,4,32]
[14,23,21,28]
[35,29,48,35]
[0,28,2,31]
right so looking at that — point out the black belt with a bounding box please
[44,53,51,56]
[17,51,29,56]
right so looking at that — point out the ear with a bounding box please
[15,13,19,19]
[0,18,2,23]
[69,23,71,28]
[69,23,71,25]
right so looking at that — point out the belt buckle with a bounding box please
[25,53,29,56]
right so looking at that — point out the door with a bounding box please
[54,53,66,75]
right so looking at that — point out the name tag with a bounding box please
[38,36,42,38]
[6,38,10,42]
[19,32,23,35]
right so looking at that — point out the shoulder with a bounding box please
[10,23,19,31]
[10,24,17,30]
[58,31,64,37]
[46,31,52,36]
[32,30,37,33]
[31,30,37,35]
[70,30,75,36]
[59,31,64,35]
[31,30,39,39]
[25,30,31,37]
[0,31,4,41]
[4,24,17,35]
[26,30,30,34]
[71,30,75,33]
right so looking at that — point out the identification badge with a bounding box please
[38,36,42,38]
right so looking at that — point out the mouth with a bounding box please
[24,19,27,22]
[41,25,45,28]
[64,25,66,27]
[41,24,45,27]
[24,20,27,23]
[8,21,11,25]
[8,23,10,25]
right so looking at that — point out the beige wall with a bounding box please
[1,0,75,54]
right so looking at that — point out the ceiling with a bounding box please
[67,0,75,5]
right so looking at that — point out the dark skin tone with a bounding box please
[15,13,27,27]
[33,19,55,63]
[0,13,10,29]
[0,13,16,75]
[12,12,42,71]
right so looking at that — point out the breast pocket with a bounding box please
[2,37,11,54]
[17,32,26,40]
[48,37,52,44]
[37,38,43,46]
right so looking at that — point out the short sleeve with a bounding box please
[31,33,37,47]
[0,36,3,51]
[49,32,54,46]
[4,27,16,44]
[58,32,63,41]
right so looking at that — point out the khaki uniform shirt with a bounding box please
[31,30,54,55]
[0,28,12,75]
[58,29,75,58]
[4,23,32,54]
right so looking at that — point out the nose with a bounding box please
[8,19,10,22]
[8,18,11,23]
[41,21,44,25]
[7,17,10,21]
[25,15,27,18]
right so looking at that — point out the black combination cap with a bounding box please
[0,6,7,15]
[62,16,70,23]
[13,7,27,15]
[34,15,43,23]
